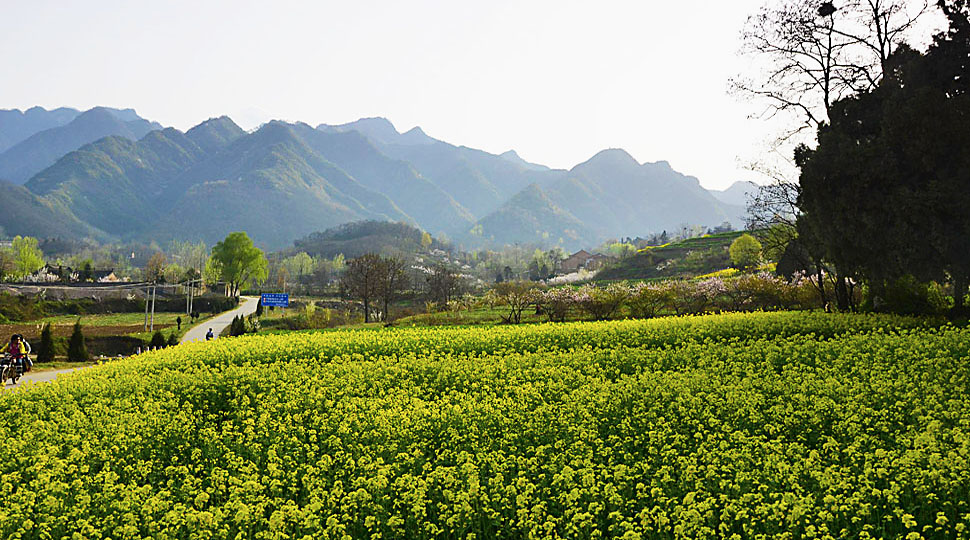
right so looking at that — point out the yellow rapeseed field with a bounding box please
[0,312,967,539]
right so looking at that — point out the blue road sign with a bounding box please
[261,293,289,307]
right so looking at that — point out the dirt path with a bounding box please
[181,296,259,344]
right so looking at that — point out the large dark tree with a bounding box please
[797,3,970,311]
[341,254,384,323]
[376,257,409,323]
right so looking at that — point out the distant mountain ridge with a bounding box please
[0,109,750,250]
[0,106,162,183]
[0,106,81,153]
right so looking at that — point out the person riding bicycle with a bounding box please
[1,334,32,372]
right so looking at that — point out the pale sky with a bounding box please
[3,0,809,189]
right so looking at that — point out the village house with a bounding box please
[25,264,78,283]
[25,266,124,283]
[92,269,122,283]
[560,250,615,273]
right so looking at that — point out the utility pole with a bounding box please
[150,283,157,332]
[144,284,150,331]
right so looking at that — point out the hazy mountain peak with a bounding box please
[400,126,436,145]
[500,149,551,172]
[573,148,640,174]
[710,180,760,206]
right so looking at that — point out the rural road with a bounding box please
[2,296,260,391]
[181,296,260,343]
[3,364,92,389]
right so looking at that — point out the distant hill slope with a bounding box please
[711,180,759,207]
[293,220,446,259]
[0,180,106,241]
[291,124,475,235]
[0,106,80,153]
[0,107,162,183]
[466,150,745,250]
[470,184,593,248]
[152,122,412,247]
[549,149,743,236]
[319,118,554,218]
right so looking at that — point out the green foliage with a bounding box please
[598,232,745,281]
[295,221,441,259]
[729,233,762,270]
[211,232,268,297]
[873,275,950,316]
[227,315,247,337]
[0,313,965,538]
[149,330,167,349]
[66,319,88,362]
[797,14,970,311]
[36,323,55,363]
[11,235,44,281]
[166,332,180,347]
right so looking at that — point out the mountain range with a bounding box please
[0,106,752,251]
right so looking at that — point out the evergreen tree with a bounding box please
[37,323,55,363]
[67,320,89,362]
[255,298,263,317]
[150,330,166,349]
[167,332,180,347]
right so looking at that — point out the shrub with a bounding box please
[875,275,948,316]
[628,282,669,319]
[576,283,629,320]
[539,288,576,323]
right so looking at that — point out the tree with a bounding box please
[796,4,970,312]
[211,232,269,297]
[376,257,409,322]
[426,263,462,308]
[495,281,539,324]
[150,330,167,349]
[341,253,384,323]
[283,252,314,285]
[37,323,55,363]
[0,246,14,282]
[145,252,167,283]
[167,332,180,347]
[255,298,264,318]
[734,0,929,139]
[67,320,89,362]
[80,260,93,282]
[730,234,764,271]
[420,231,433,250]
[11,236,44,282]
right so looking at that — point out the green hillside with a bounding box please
[470,183,592,247]
[0,180,107,241]
[596,230,747,280]
[293,220,444,259]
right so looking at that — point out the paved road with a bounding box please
[181,296,259,344]
[3,364,91,389]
